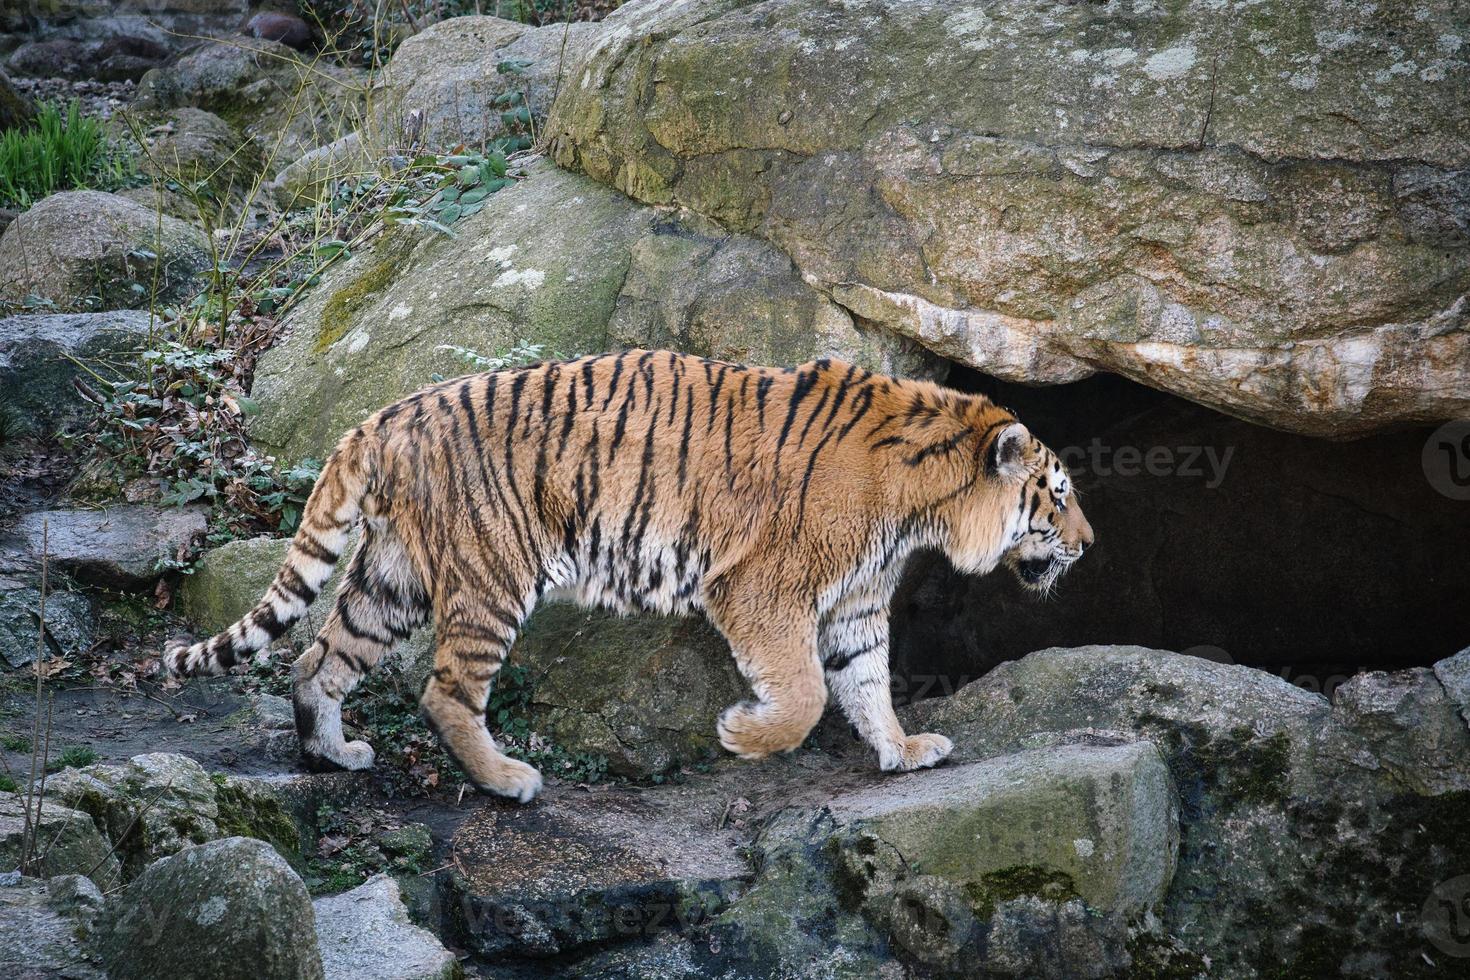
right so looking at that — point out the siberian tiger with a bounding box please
[165,350,1092,801]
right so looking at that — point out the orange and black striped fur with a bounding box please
[165,351,1093,801]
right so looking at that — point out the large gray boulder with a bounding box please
[0,191,210,310]
[545,0,1470,437]
[0,872,106,980]
[313,875,459,980]
[901,645,1470,977]
[98,836,324,980]
[0,505,207,590]
[0,310,151,434]
[44,753,304,883]
[0,793,120,888]
[249,159,934,463]
[369,15,599,152]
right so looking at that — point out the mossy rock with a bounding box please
[513,603,746,778]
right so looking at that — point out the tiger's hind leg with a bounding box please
[292,522,427,772]
[420,596,542,802]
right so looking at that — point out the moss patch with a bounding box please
[315,236,412,353]
[963,865,1079,920]
[213,775,303,865]
[1143,717,1291,815]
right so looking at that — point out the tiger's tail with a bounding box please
[163,429,377,677]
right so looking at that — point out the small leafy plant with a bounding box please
[76,337,321,541]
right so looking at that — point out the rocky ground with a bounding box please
[0,1,1467,978]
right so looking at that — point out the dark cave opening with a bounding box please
[887,367,1470,702]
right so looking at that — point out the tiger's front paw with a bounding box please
[882,732,953,772]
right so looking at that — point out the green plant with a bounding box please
[0,401,32,447]
[0,100,132,209]
[77,339,321,541]
[0,733,30,752]
[434,340,546,375]
[0,774,16,792]
[46,745,97,773]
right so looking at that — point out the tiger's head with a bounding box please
[988,422,1092,593]
[938,416,1093,593]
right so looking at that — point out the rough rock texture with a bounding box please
[0,190,210,309]
[270,131,370,208]
[132,36,360,166]
[46,752,223,882]
[43,752,304,883]
[546,0,1470,437]
[0,585,94,669]
[313,875,460,980]
[0,504,207,590]
[0,872,106,980]
[130,107,260,210]
[8,35,168,82]
[0,793,120,887]
[900,645,1470,977]
[98,836,325,980]
[370,15,598,151]
[0,67,34,129]
[0,2,251,58]
[514,603,746,777]
[250,159,934,462]
[826,742,1177,918]
[0,310,151,433]
[443,783,746,960]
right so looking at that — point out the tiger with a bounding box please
[165,350,1092,802]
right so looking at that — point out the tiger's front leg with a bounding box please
[821,604,953,772]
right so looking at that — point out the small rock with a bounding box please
[0,190,210,310]
[0,505,207,590]
[244,11,313,50]
[0,872,106,979]
[0,792,120,887]
[0,310,152,433]
[0,586,95,669]
[132,108,259,210]
[0,67,35,129]
[6,41,83,81]
[313,874,459,980]
[270,131,369,208]
[98,836,324,980]
[375,823,432,865]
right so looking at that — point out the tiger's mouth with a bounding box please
[1010,555,1074,593]
[1016,558,1053,585]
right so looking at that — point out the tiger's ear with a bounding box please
[986,422,1031,479]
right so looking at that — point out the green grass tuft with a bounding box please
[0,100,131,209]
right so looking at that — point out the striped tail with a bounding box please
[164,433,374,677]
